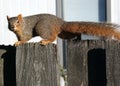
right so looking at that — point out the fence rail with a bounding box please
[0,40,120,86]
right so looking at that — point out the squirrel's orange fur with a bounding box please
[7,14,120,46]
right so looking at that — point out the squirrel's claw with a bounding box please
[40,40,51,45]
[14,41,22,46]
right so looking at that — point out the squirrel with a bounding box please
[7,13,120,46]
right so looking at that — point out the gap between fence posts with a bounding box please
[0,45,16,86]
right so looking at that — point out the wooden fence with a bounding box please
[67,40,120,86]
[0,40,120,86]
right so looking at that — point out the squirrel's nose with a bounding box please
[9,25,15,31]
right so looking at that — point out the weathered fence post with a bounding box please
[106,41,120,86]
[67,40,120,86]
[0,47,4,86]
[67,40,89,86]
[16,43,59,86]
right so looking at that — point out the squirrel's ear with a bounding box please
[17,14,23,21]
[7,15,10,21]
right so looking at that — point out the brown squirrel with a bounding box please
[7,14,120,46]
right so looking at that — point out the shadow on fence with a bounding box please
[88,48,106,86]
[0,46,16,86]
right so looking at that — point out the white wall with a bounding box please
[0,0,56,45]
[63,0,99,21]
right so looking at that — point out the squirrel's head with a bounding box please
[7,14,23,32]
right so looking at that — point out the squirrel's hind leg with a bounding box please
[40,34,57,45]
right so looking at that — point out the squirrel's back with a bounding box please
[23,14,64,31]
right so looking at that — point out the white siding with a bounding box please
[0,0,56,45]
[107,0,120,24]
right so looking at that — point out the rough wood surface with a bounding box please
[67,40,88,86]
[106,41,120,86]
[16,43,59,86]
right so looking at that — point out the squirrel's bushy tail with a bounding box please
[61,22,120,40]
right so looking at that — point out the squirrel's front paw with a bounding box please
[40,40,51,45]
[14,41,21,46]
[14,41,26,46]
